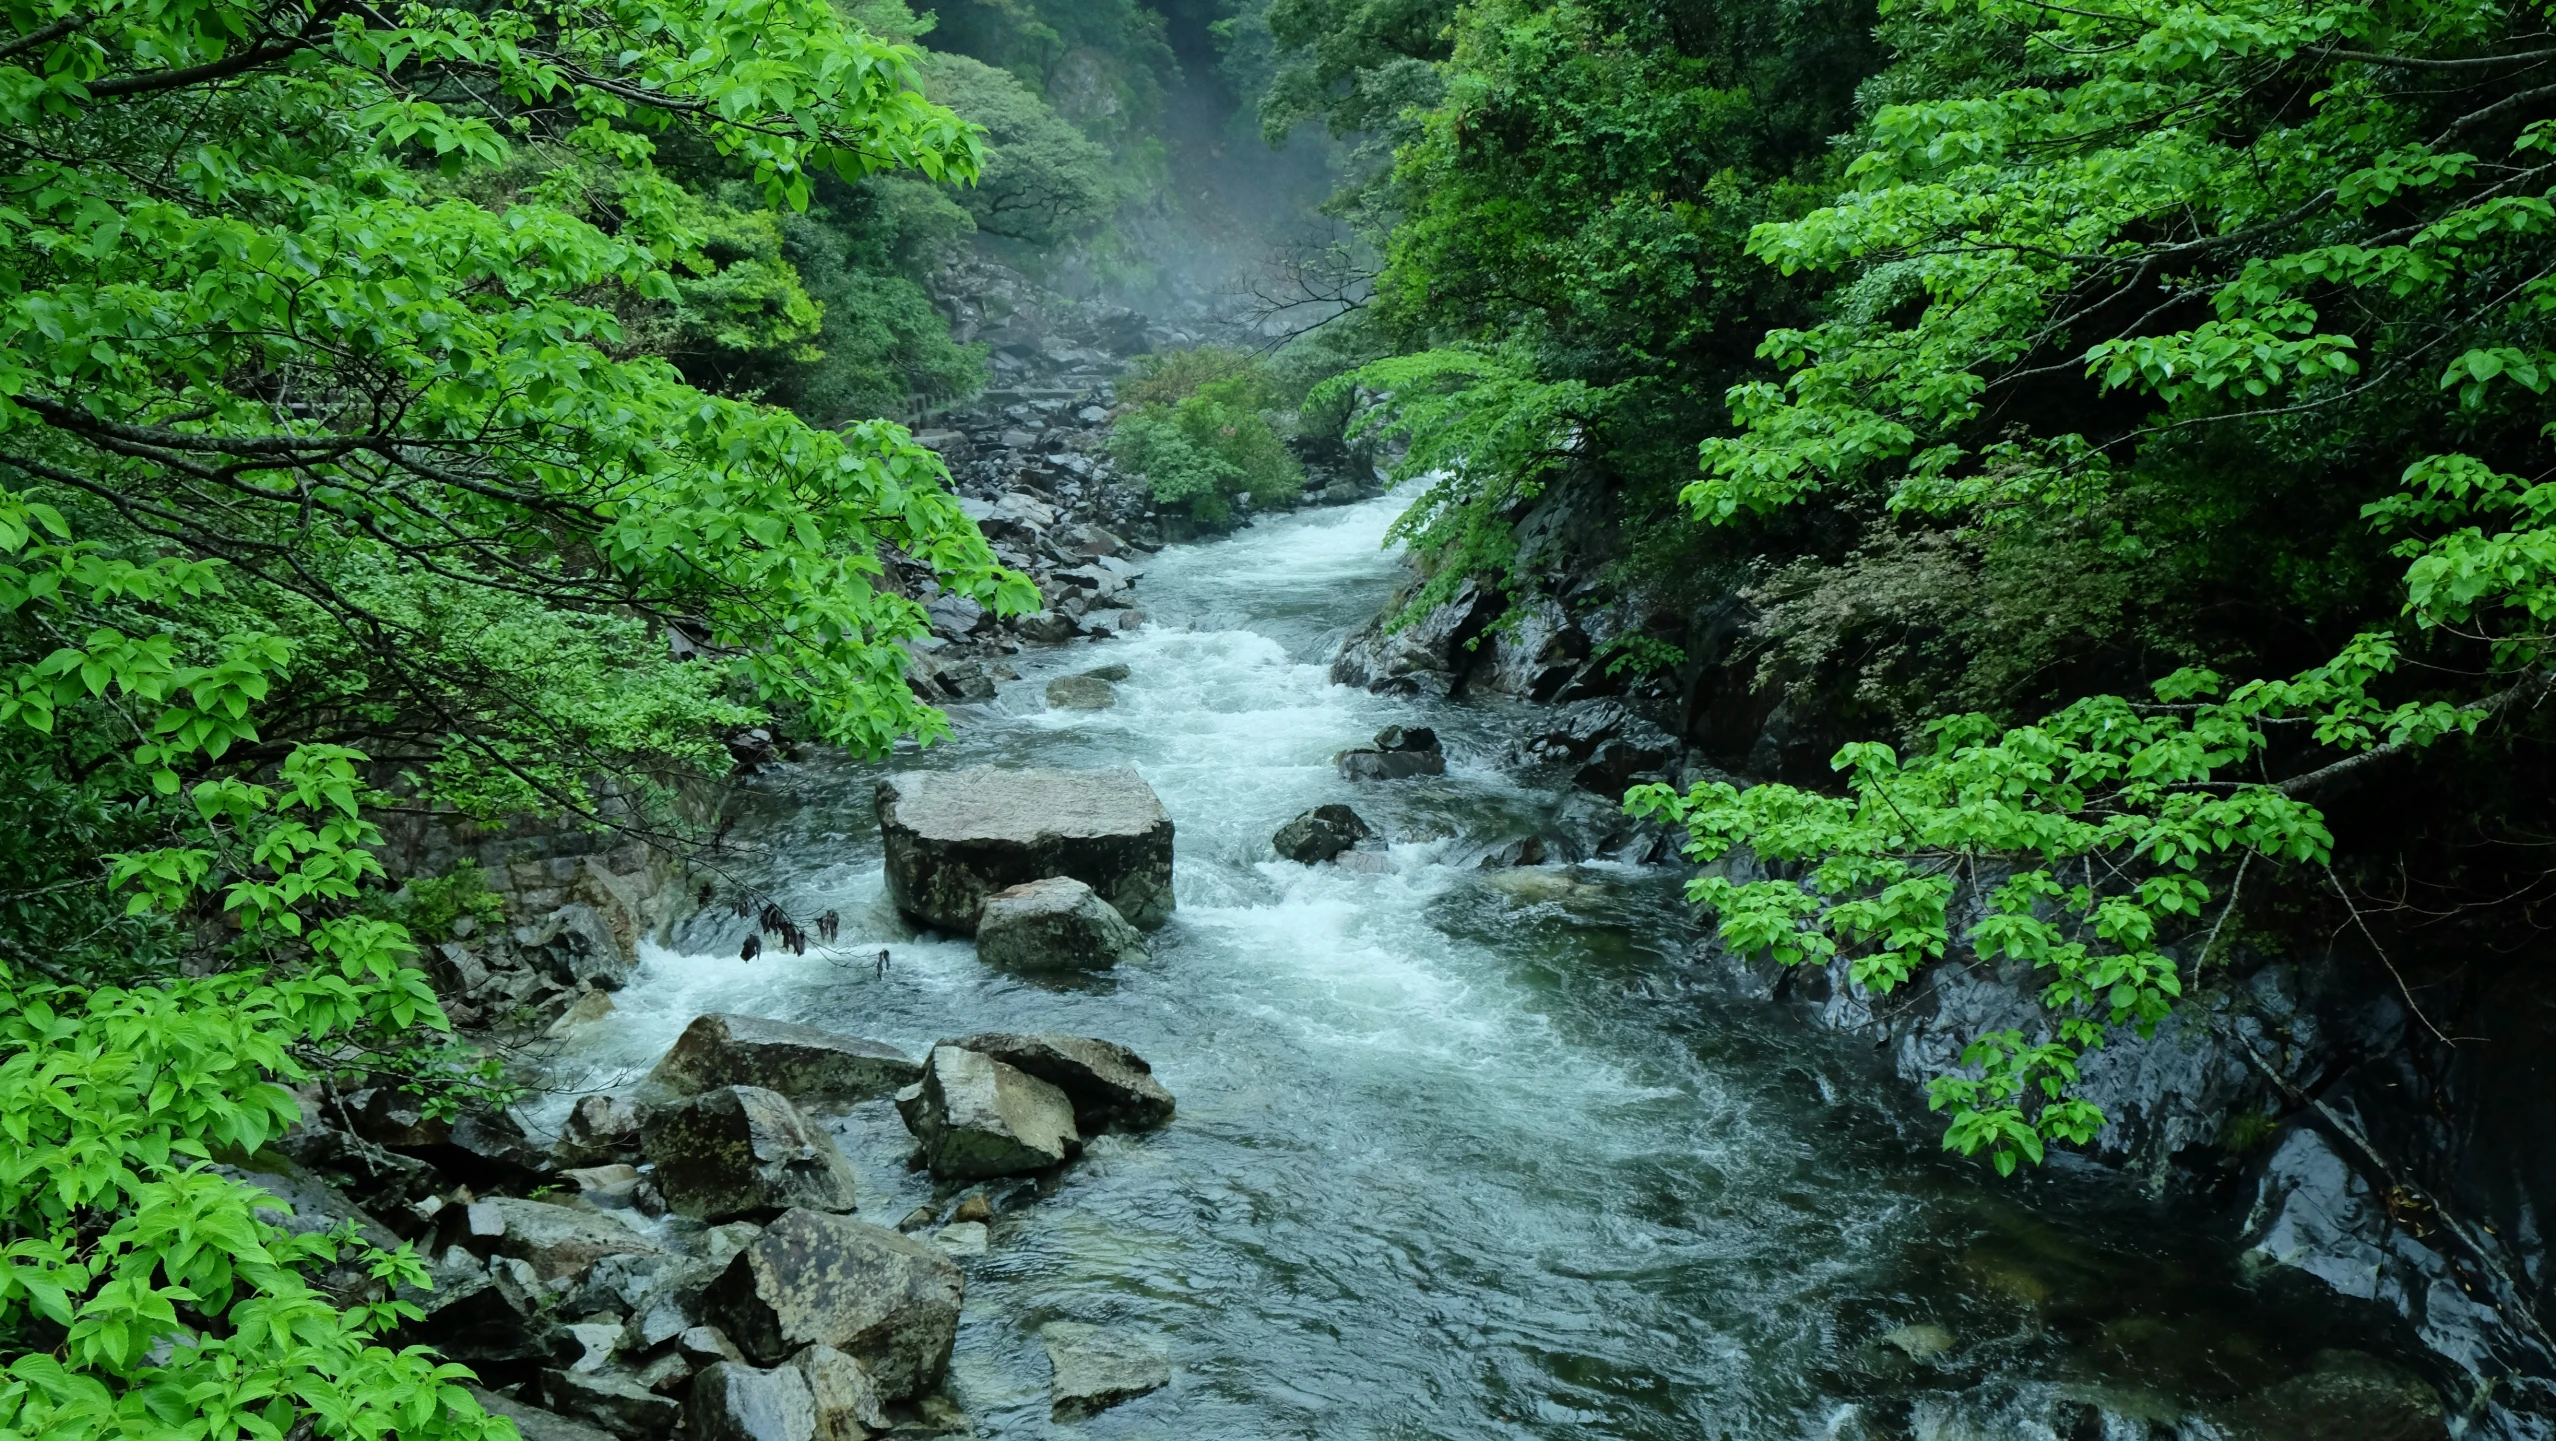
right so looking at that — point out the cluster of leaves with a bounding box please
[1109,348,1305,525]
[0,0,1031,1433]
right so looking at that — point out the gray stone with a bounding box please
[648,1014,921,1105]
[876,766,1174,932]
[930,1223,988,1257]
[685,1361,815,1441]
[467,1385,618,1441]
[564,1163,643,1206]
[516,902,634,991]
[936,1032,1174,1133]
[793,1344,889,1440]
[567,1321,626,1373]
[2226,1349,2447,1440]
[895,1046,1080,1180]
[641,1085,858,1222]
[544,1367,682,1438]
[556,1093,647,1166]
[974,878,1148,971]
[1080,663,1131,682]
[398,1259,566,1367]
[1014,611,1077,643]
[1271,804,1372,864]
[463,1196,660,1282]
[1373,725,1438,753]
[697,1209,964,1400]
[1045,674,1116,709]
[1041,1323,1170,1419]
[678,1325,746,1365]
[1337,748,1445,782]
[213,1159,401,1255]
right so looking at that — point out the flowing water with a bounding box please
[535,496,2434,1439]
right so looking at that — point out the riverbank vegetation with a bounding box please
[1297,0,2556,1170]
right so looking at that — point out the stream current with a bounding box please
[536,495,2433,1439]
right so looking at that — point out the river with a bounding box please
[533,494,2436,1439]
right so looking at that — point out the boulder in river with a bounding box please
[555,1093,647,1166]
[683,1361,814,1441]
[461,1196,660,1283]
[937,1032,1174,1133]
[974,877,1148,970]
[641,1085,859,1222]
[795,1344,890,1441]
[895,1044,1080,1179]
[876,766,1174,932]
[1045,673,1116,709]
[1336,726,1447,782]
[648,1014,922,1105]
[1042,1322,1170,1419]
[698,1209,964,1399]
[1271,804,1372,864]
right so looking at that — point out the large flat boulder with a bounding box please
[640,1086,858,1222]
[462,1197,660,1283]
[876,767,1174,933]
[648,1014,921,1105]
[974,877,1148,971]
[1042,1323,1170,1419]
[894,1045,1080,1180]
[697,1210,963,1400]
[937,1032,1174,1134]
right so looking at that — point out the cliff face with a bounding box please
[1331,483,2556,1431]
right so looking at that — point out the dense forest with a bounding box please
[6,0,2556,1431]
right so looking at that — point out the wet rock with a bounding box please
[1880,1323,1954,1359]
[1337,748,1445,782]
[399,1261,566,1369]
[2227,1349,2448,1440]
[548,989,617,1038]
[685,1361,815,1441]
[641,1085,859,1222]
[922,592,985,640]
[1042,1322,1170,1419]
[468,1385,618,1441]
[516,903,634,991]
[1476,835,1547,868]
[648,1014,922,1106]
[1329,579,1496,698]
[876,766,1175,932]
[556,1093,647,1166]
[894,1045,1080,1179]
[795,1344,890,1441]
[936,1032,1174,1133]
[947,1194,993,1225]
[1374,725,1438,753]
[544,1366,682,1438]
[895,1205,938,1232]
[1081,662,1131,682]
[1272,804,1373,864]
[697,1209,965,1399]
[1045,673,1116,709]
[633,1351,694,1395]
[1014,611,1078,643]
[679,1325,747,1365]
[463,1197,660,1283]
[974,877,1149,971]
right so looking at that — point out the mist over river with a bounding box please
[531,496,2439,1439]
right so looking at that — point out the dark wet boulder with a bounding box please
[468,1385,619,1441]
[937,1033,1174,1134]
[344,1089,555,1192]
[398,1260,568,1371]
[894,1045,1080,1179]
[2227,1349,2447,1440]
[1374,725,1438,753]
[515,902,634,991]
[795,1344,889,1441]
[1044,673,1116,709]
[647,1014,921,1106]
[1337,748,1445,782]
[697,1209,965,1399]
[555,1093,647,1166]
[543,1366,681,1439]
[1271,804,1372,864]
[459,1197,661,1284]
[876,766,1174,932]
[974,877,1148,971]
[640,1085,858,1222]
[684,1361,815,1441]
[1042,1323,1170,1420]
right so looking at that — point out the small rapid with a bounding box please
[536,496,2425,1438]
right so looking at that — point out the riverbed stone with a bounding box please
[543,1366,682,1438]
[1045,673,1116,709]
[794,1344,890,1441]
[876,766,1174,932]
[1271,804,1372,864]
[973,877,1148,970]
[556,1093,647,1166]
[399,1260,566,1368]
[1336,748,1445,781]
[469,1386,618,1441]
[895,1045,1080,1179]
[697,1209,964,1399]
[640,1085,858,1222]
[936,1032,1174,1133]
[463,1196,660,1283]
[685,1361,815,1441]
[1041,1323,1170,1419]
[2228,1349,2447,1440]
[648,1014,921,1105]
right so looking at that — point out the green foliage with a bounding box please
[0,0,1029,1430]
[1111,349,1304,524]
[387,864,507,947]
[923,52,1125,245]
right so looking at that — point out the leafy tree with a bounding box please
[1111,349,1305,524]
[0,0,1030,1434]
[922,52,1127,245]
